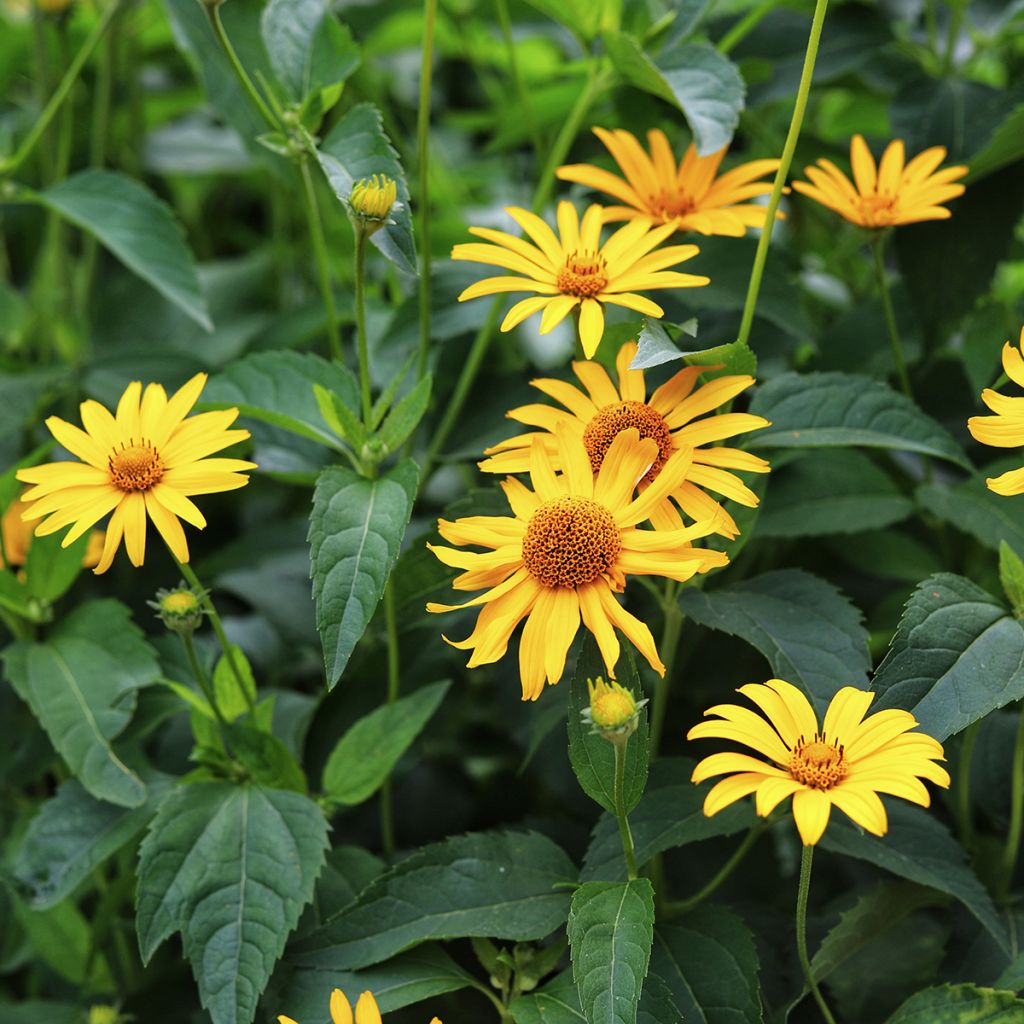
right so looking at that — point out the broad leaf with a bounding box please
[871,573,1024,741]
[22,530,91,603]
[511,970,585,1024]
[12,897,113,989]
[292,831,577,969]
[679,569,870,713]
[137,782,329,1024]
[748,372,970,468]
[918,476,1024,554]
[886,983,1024,1022]
[568,880,654,1024]
[3,600,160,807]
[37,170,211,330]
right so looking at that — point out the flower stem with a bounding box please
[354,226,373,426]
[181,631,232,736]
[872,232,912,398]
[650,583,682,758]
[663,823,765,916]
[380,581,400,856]
[956,720,979,850]
[718,0,776,55]
[415,0,437,382]
[613,739,639,881]
[796,845,838,1024]
[205,3,277,131]
[301,157,343,363]
[1000,703,1024,901]
[736,0,829,350]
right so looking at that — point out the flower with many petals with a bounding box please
[428,426,727,699]
[452,201,708,358]
[279,988,440,1024]
[791,135,967,228]
[16,374,256,574]
[688,679,950,845]
[967,326,1024,495]
[558,127,781,237]
[479,341,770,538]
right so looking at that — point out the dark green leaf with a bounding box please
[967,100,1024,181]
[511,970,585,1024]
[21,529,90,603]
[999,541,1024,619]
[918,476,1024,553]
[379,374,432,454]
[225,724,307,792]
[12,897,113,990]
[0,1004,82,1024]
[886,983,1024,1022]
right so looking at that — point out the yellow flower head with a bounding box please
[687,679,950,846]
[479,340,770,539]
[278,988,441,1024]
[1,495,102,570]
[15,374,257,574]
[558,127,782,237]
[967,326,1024,495]
[452,200,709,359]
[350,175,398,222]
[427,425,727,700]
[791,135,967,228]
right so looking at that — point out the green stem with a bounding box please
[354,227,373,425]
[1,0,123,178]
[650,583,682,757]
[380,581,400,857]
[181,632,232,736]
[301,158,343,363]
[1001,703,1024,901]
[735,0,830,349]
[956,720,979,850]
[206,3,277,130]
[664,824,765,915]
[415,0,437,382]
[796,846,838,1024]
[613,739,639,880]
[496,0,543,161]
[872,232,912,398]
[718,0,775,55]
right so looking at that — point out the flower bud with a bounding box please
[582,676,647,743]
[148,583,205,636]
[88,1007,125,1024]
[348,174,398,234]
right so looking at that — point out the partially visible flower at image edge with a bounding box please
[1,495,102,570]
[279,987,441,1024]
[687,679,949,845]
[452,200,709,358]
[967,326,1024,496]
[427,425,728,699]
[791,134,967,228]
[557,127,781,237]
[16,374,257,574]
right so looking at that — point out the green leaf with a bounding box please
[685,339,757,379]
[2,600,160,807]
[0,1004,82,1024]
[918,475,1024,553]
[511,970,585,1024]
[871,573,1024,741]
[886,983,1024,1022]
[292,831,577,969]
[997,951,1024,994]
[21,529,90,603]
[213,645,257,722]
[678,569,870,714]
[203,350,358,449]
[0,568,32,619]
[967,101,1024,182]
[37,170,211,330]
[317,103,416,274]
[137,781,329,1024]
[322,680,449,805]
[757,449,912,539]
[1000,541,1024,619]
[822,802,1009,955]
[629,319,699,370]
[568,880,654,1024]
[567,638,648,816]
[314,382,366,447]
[748,372,970,468]
[379,374,432,454]
[13,896,113,990]
[581,758,755,882]
[225,724,307,793]
[309,459,419,688]
[524,0,608,39]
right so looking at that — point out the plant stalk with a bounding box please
[956,720,979,850]
[354,226,373,425]
[613,739,639,880]
[1001,703,1024,901]
[664,824,764,915]
[872,232,912,398]
[206,3,277,130]
[415,0,437,382]
[796,845,838,1024]
[301,158,343,363]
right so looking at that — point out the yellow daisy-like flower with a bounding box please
[451,200,709,359]
[427,425,728,700]
[15,374,257,574]
[479,341,770,539]
[688,679,950,846]
[279,988,440,1024]
[1,496,102,571]
[967,326,1024,495]
[557,127,781,237]
[791,135,968,228]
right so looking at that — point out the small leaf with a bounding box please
[313,383,366,447]
[568,880,654,1024]
[213,644,257,722]
[225,724,307,793]
[999,542,1024,619]
[379,374,432,454]
[511,970,585,1024]
[629,319,699,370]
[886,983,1024,1022]
[370,351,417,430]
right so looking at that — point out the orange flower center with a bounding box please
[583,401,674,485]
[789,733,848,790]
[649,189,696,220]
[857,192,898,227]
[521,495,620,589]
[109,441,164,492]
[557,251,608,298]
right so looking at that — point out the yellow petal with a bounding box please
[792,788,831,845]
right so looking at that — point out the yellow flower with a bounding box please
[687,679,950,846]
[1,496,102,570]
[279,988,440,1024]
[479,340,770,539]
[16,374,257,574]
[451,200,708,358]
[557,127,781,237]
[427,425,727,700]
[791,135,967,228]
[967,326,1024,495]
[350,174,398,222]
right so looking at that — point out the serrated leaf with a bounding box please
[137,781,329,1024]
[309,460,418,688]
[322,680,448,804]
[748,372,970,467]
[871,573,1024,741]
[568,880,654,1024]
[567,638,648,816]
[317,103,416,274]
[679,569,870,714]
[379,374,432,453]
[628,320,699,371]
[2,600,160,807]
[291,831,577,969]
[918,476,1024,553]
[886,983,1024,1022]
[36,170,211,330]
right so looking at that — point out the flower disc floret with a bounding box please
[789,735,847,789]
[557,251,608,298]
[521,496,620,589]
[583,400,674,483]
[109,441,164,492]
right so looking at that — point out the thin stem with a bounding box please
[796,846,839,1024]
[415,0,437,382]
[181,632,232,735]
[206,4,277,130]
[354,227,373,425]
[664,824,765,915]
[735,0,830,349]
[496,0,543,161]
[380,581,400,857]
[1001,703,1024,901]
[301,158,343,363]
[613,739,639,880]
[872,233,912,398]
[650,582,682,758]
[718,0,775,55]
[956,720,979,850]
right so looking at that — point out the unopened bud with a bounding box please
[582,676,646,743]
[348,174,398,234]
[148,583,205,636]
